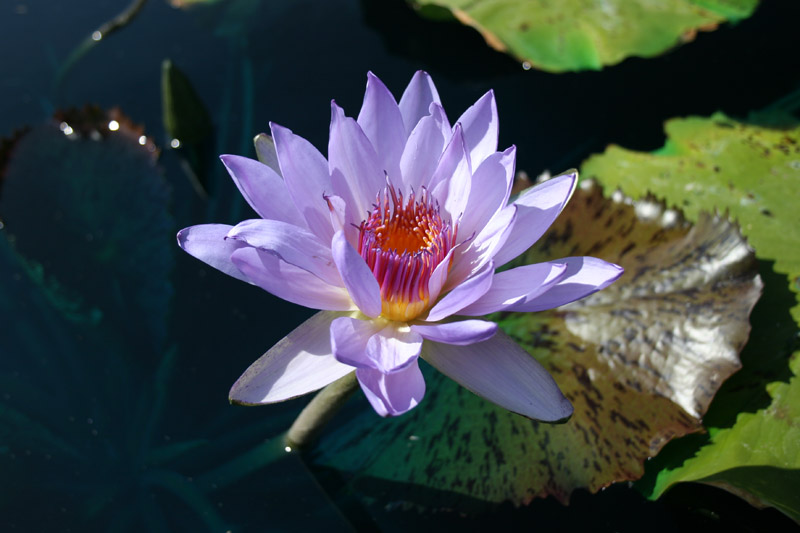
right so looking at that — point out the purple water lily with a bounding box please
[178,72,622,419]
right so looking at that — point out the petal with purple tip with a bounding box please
[399,103,450,193]
[492,171,577,267]
[455,90,498,167]
[429,123,470,196]
[459,146,516,241]
[225,219,340,286]
[358,72,405,182]
[331,230,382,318]
[422,329,573,422]
[411,319,497,345]
[430,125,471,221]
[329,103,385,227]
[271,123,335,241]
[398,71,442,136]
[220,155,304,226]
[366,325,423,374]
[426,260,494,322]
[459,261,568,315]
[231,247,354,311]
[324,194,348,236]
[331,316,381,369]
[356,360,426,417]
[230,311,354,405]
[426,247,457,306]
[446,205,516,290]
[506,256,624,312]
[176,224,248,282]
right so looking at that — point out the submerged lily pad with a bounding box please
[410,0,759,72]
[0,107,353,531]
[0,106,172,349]
[582,111,800,520]
[311,181,761,507]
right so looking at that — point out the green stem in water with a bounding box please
[54,0,148,92]
[193,374,357,491]
[285,372,358,451]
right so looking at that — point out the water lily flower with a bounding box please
[177,72,622,420]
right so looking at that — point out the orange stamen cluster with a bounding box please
[358,184,455,321]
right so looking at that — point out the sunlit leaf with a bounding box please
[311,181,761,507]
[582,111,799,322]
[651,356,800,522]
[582,111,800,521]
[409,0,759,72]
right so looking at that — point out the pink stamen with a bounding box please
[358,184,456,321]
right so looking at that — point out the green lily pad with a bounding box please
[311,181,761,507]
[582,112,799,320]
[652,358,800,522]
[581,111,800,521]
[409,0,759,72]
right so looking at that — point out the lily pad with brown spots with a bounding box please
[582,110,800,521]
[310,180,762,507]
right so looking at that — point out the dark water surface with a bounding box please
[1,0,799,531]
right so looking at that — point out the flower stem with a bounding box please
[285,372,358,451]
[54,0,148,92]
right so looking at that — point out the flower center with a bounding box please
[358,184,456,321]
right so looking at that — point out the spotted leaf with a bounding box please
[310,181,761,507]
[582,110,800,522]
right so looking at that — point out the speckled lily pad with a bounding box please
[582,110,800,522]
[310,181,761,507]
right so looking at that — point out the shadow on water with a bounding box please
[705,260,799,426]
[312,466,796,533]
[361,0,800,173]
[0,106,350,531]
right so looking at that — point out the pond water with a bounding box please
[1,0,798,531]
